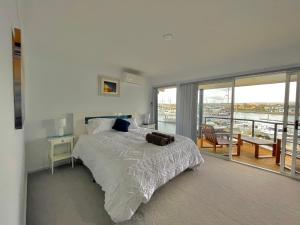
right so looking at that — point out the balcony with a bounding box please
[199,116,300,173]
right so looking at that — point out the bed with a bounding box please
[72,114,204,223]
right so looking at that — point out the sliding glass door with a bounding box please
[233,72,287,171]
[157,86,177,134]
[198,80,235,159]
[227,70,300,178]
[154,70,300,179]
[197,71,300,178]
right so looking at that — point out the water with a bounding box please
[234,112,295,123]
[158,111,297,137]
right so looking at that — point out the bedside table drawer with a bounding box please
[51,137,73,145]
[51,136,73,145]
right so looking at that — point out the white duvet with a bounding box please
[72,128,204,223]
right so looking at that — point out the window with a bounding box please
[157,87,177,134]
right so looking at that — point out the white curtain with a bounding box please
[176,83,198,142]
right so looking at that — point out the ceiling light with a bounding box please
[163,33,174,41]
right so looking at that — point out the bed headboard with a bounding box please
[84,115,132,124]
[73,112,136,140]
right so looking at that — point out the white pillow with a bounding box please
[126,118,138,129]
[86,118,116,135]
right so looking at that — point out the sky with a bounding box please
[235,83,296,103]
[158,87,176,104]
[158,82,297,104]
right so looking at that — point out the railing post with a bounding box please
[276,139,281,164]
[274,123,278,143]
[252,120,255,137]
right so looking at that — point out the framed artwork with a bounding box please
[98,76,120,97]
[12,28,24,129]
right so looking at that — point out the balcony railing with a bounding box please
[203,116,295,143]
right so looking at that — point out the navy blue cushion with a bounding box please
[112,118,130,132]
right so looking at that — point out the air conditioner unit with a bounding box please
[123,72,145,85]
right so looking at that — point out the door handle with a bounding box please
[295,120,299,130]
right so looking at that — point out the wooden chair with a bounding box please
[200,124,241,155]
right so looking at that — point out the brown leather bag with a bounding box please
[146,133,169,146]
[152,132,175,143]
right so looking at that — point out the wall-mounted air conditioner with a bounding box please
[123,72,144,85]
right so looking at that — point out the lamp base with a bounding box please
[58,127,64,137]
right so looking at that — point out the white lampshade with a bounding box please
[56,117,66,136]
[57,118,66,128]
[144,113,151,124]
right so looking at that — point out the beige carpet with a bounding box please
[26,155,300,225]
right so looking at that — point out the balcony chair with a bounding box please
[200,124,241,155]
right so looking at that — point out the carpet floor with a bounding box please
[26,155,300,225]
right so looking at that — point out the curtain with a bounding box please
[151,88,158,128]
[176,83,198,142]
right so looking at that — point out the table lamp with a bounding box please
[144,113,151,125]
[56,117,66,136]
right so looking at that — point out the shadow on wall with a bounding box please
[26,113,73,173]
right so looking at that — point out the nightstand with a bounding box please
[140,123,156,129]
[47,135,74,174]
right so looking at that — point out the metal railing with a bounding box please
[203,116,294,142]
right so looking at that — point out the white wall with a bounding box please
[24,74,151,172]
[21,4,151,172]
[150,63,300,87]
[0,1,27,225]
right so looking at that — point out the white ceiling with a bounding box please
[21,0,300,82]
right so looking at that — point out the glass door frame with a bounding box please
[291,73,300,177]
[281,71,300,178]
[197,78,235,159]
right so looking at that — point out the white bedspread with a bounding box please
[72,128,204,223]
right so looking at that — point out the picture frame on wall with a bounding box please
[98,76,120,97]
[12,27,24,129]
